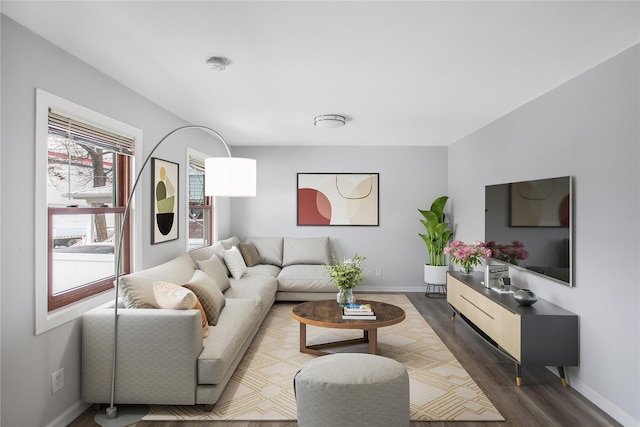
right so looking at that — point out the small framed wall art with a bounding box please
[152,158,179,243]
[297,173,379,226]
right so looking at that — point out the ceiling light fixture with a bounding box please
[314,114,346,128]
[205,56,227,71]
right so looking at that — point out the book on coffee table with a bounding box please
[342,313,377,320]
[342,304,376,319]
[344,303,373,312]
[343,304,375,316]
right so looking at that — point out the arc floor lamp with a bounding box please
[99,125,256,424]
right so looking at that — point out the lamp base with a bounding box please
[94,405,149,427]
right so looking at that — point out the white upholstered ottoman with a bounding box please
[294,353,410,427]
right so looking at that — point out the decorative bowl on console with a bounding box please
[513,289,538,306]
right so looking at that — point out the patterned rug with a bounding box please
[143,294,504,422]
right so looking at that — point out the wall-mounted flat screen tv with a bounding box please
[485,176,573,286]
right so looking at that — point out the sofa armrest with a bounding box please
[82,308,203,405]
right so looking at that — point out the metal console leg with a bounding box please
[558,366,568,387]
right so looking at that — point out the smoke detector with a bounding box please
[314,114,346,128]
[205,57,227,71]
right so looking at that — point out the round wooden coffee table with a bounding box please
[291,299,405,356]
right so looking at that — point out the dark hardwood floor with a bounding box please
[69,293,620,427]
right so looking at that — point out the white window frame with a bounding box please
[35,89,143,335]
[185,148,217,250]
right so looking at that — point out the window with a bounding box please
[187,153,212,250]
[47,111,134,311]
[35,89,142,334]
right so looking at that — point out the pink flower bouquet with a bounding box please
[486,240,529,265]
[444,240,492,273]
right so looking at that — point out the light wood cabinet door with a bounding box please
[448,276,521,361]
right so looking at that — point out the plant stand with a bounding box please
[425,283,446,298]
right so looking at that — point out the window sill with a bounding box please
[35,288,114,335]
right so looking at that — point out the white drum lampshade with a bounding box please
[205,157,257,197]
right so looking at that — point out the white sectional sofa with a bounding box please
[82,236,336,410]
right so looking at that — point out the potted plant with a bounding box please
[418,196,453,285]
[325,254,366,307]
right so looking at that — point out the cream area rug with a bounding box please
[143,294,504,422]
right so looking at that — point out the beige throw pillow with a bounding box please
[183,270,226,326]
[239,241,261,267]
[119,253,197,308]
[196,255,231,292]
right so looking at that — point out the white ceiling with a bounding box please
[2,1,639,147]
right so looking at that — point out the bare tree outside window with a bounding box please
[47,131,131,311]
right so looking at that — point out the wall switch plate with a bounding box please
[52,368,64,394]
[375,268,382,276]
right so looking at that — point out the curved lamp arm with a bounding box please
[106,125,254,419]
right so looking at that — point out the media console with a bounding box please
[447,271,578,386]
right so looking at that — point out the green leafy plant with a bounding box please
[324,254,366,291]
[418,196,453,266]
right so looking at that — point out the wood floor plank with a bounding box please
[68,293,621,427]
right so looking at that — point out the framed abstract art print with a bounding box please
[297,173,379,226]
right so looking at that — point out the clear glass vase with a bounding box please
[460,265,473,274]
[336,288,356,307]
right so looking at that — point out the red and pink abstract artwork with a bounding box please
[297,173,379,226]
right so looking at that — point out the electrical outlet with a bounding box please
[52,368,64,394]
[375,267,382,276]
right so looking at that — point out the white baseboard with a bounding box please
[564,373,639,427]
[47,401,90,427]
[355,285,426,293]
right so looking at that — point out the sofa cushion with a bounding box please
[153,281,197,309]
[277,265,335,292]
[183,270,226,326]
[196,255,231,292]
[246,264,281,278]
[224,275,278,303]
[282,237,331,266]
[120,254,197,308]
[189,242,222,262]
[198,298,262,385]
[247,236,283,267]
[219,236,240,250]
[222,246,247,280]
[238,241,261,267]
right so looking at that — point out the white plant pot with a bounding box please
[424,264,448,285]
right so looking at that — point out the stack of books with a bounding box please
[342,303,376,320]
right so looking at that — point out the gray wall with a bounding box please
[230,146,448,290]
[447,45,639,425]
[2,11,638,427]
[0,16,229,426]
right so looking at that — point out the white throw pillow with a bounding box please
[223,246,247,280]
